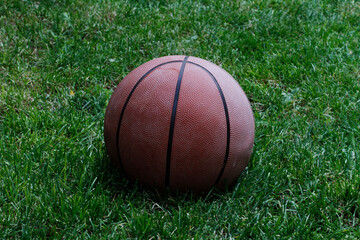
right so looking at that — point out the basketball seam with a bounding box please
[165,56,189,188]
[116,59,184,176]
[186,60,231,188]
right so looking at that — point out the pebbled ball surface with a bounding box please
[104,55,255,193]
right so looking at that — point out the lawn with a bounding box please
[1,0,360,238]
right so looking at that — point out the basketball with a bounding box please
[104,55,255,193]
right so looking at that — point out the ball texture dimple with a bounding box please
[104,55,255,193]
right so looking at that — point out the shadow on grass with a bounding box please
[92,152,230,209]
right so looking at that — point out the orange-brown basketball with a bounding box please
[104,55,255,193]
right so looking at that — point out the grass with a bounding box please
[1,0,360,238]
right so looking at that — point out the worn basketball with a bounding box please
[104,55,255,193]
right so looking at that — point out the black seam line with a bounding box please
[186,61,231,187]
[116,60,184,175]
[165,56,189,188]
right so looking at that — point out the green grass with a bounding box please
[1,0,360,238]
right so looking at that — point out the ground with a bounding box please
[0,0,359,238]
